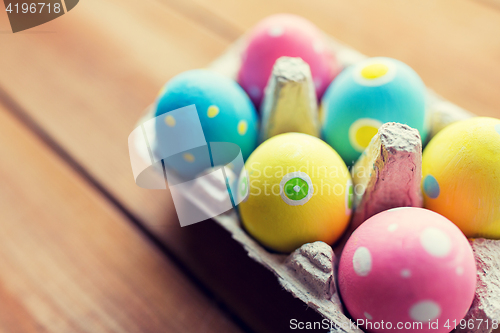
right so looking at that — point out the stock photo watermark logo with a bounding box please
[3,0,79,33]
[128,105,364,227]
[128,105,248,227]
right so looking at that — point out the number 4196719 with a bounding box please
[6,3,62,14]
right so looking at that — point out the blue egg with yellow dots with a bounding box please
[321,57,428,164]
[154,69,258,179]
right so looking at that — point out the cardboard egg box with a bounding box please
[134,34,500,333]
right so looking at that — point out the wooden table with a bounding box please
[0,0,499,332]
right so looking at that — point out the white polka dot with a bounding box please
[249,85,261,98]
[364,312,373,320]
[388,207,411,212]
[456,266,464,275]
[420,228,452,258]
[353,247,372,276]
[409,301,441,322]
[268,26,284,37]
[401,269,411,278]
[279,172,314,206]
[313,40,324,54]
[388,224,398,232]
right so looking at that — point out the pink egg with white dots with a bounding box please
[238,14,339,107]
[338,207,476,333]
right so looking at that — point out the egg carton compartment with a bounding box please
[131,32,500,333]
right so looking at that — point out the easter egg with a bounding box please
[154,69,258,179]
[422,117,500,238]
[238,14,339,107]
[339,208,476,333]
[238,133,353,253]
[322,57,428,164]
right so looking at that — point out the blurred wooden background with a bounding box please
[0,0,500,332]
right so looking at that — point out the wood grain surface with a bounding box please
[189,0,500,118]
[0,102,241,333]
[0,0,499,332]
[0,0,326,332]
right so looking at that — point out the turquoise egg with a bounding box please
[321,57,428,164]
[154,69,258,179]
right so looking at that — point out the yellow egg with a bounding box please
[422,117,500,238]
[238,133,353,253]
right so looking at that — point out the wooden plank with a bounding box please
[185,0,500,119]
[0,0,228,230]
[475,0,500,10]
[0,1,327,332]
[0,103,241,333]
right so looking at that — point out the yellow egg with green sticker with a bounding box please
[238,133,353,253]
[422,117,500,238]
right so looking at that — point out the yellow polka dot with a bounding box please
[207,105,220,118]
[355,125,379,149]
[238,120,248,136]
[165,115,176,127]
[158,85,167,97]
[183,153,195,162]
[361,63,389,80]
[349,118,383,152]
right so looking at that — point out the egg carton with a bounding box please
[132,33,500,333]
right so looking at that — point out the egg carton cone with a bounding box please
[131,32,499,333]
[259,56,320,141]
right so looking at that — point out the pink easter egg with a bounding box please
[338,207,476,333]
[238,14,339,107]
